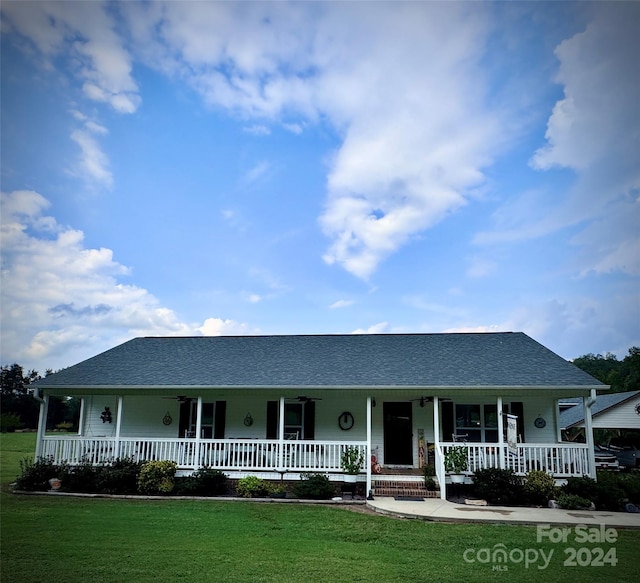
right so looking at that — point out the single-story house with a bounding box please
[32,332,605,499]
[560,390,640,431]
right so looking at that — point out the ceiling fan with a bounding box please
[286,396,323,402]
[161,395,190,403]
[409,396,452,407]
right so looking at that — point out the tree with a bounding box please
[572,347,640,393]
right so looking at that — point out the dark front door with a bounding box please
[383,402,413,465]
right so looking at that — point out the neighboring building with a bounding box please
[33,332,604,498]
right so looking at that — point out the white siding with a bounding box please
[593,397,640,430]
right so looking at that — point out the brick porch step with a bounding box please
[372,479,440,498]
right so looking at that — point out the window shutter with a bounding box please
[441,401,454,442]
[266,401,278,439]
[510,402,525,442]
[303,400,315,440]
[214,401,226,439]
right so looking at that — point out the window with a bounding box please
[455,404,498,442]
[181,401,226,439]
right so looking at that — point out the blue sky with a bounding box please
[1,1,638,373]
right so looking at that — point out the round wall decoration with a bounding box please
[338,411,355,430]
[534,416,546,429]
[163,412,173,426]
[634,402,640,416]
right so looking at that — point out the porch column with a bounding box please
[34,394,49,459]
[278,397,285,468]
[194,397,203,470]
[433,396,446,500]
[584,390,597,479]
[496,396,505,469]
[366,396,372,499]
[113,396,124,459]
[78,398,85,437]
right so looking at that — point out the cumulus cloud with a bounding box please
[119,2,499,279]
[479,4,640,277]
[0,191,251,370]
[2,1,140,113]
[351,322,390,335]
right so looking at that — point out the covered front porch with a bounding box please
[34,390,598,500]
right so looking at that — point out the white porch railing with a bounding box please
[440,442,592,478]
[39,436,368,474]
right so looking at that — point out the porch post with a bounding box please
[114,396,124,459]
[433,396,446,500]
[34,394,49,459]
[278,397,285,468]
[496,396,505,469]
[78,398,85,437]
[195,397,203,470]
[366,396,372,499]
[584,389,597,479]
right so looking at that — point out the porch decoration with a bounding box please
[99,407,112,423]
[444,446,468,484]
[338,411,354,430]
[341,446,365,482]
[244,413,253,427]
[162,412,172,426]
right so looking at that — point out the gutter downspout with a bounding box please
[584,389,597,480]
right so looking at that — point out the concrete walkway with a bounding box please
[367,496,640,528]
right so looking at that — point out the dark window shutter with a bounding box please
[178,400,191,437]
[441,401,454,442]
[303,400,315,440]
[266,401,278,439]
[214,401,226,439]
[510,402,525,442]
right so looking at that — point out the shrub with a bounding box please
[558,493,592,510]
[0,413,22,433]
[472,468,524,506]
[616,471,640,504]
[97,458,143,494]
[561,475,626,511]
[524,470,558,506]
[174,467,228,496]
[137,460,177,495]
[236,475,270,498]
[422,464,436,478]
[424,477,437,491]
[63,461,100,493]
[293,473,335,500]
[15,457,65,491]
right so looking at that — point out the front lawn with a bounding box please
[2,433,639,582]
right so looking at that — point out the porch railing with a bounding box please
[440,442,592,478]
[39,436,368,474]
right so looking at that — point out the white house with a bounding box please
[32,332,605,499]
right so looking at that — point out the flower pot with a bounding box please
[343,474,358,483]
[449,473,465,484]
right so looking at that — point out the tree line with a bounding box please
[2,346,638,431]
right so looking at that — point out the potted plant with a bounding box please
[444,446,468,484]
[341,446,365,482]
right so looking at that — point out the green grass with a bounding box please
[0,432,36,484]
[2,433,639,582]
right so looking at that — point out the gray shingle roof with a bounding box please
[559,390,640,429]
[35,332,604,390]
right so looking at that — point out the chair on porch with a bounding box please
[283,432,298,468]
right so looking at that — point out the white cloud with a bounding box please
[329,299,353,310]
[0,191,252,371]
[197,318,253,336]
[2,1,140,113]
[120,2,500,279]
[466,257,498,279]
[69,128,113,188]
[479,5,640,277]
[351,322,389,335]
[442,325,503,334]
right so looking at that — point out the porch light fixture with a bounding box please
[100,407,112,423]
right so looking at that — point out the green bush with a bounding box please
[523,470,558,506]
[15,457,64,491]
[1,413,22,432]
[293,473,335,500]
[137,460,177,495]
[96,458,143,494]
[174,467,228,496]
[62,461,99,493]
[616,471,640,504]
[424,477,437,491]
[236,475,270,498]
[558,493,592,510]
[472,468,524,506]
